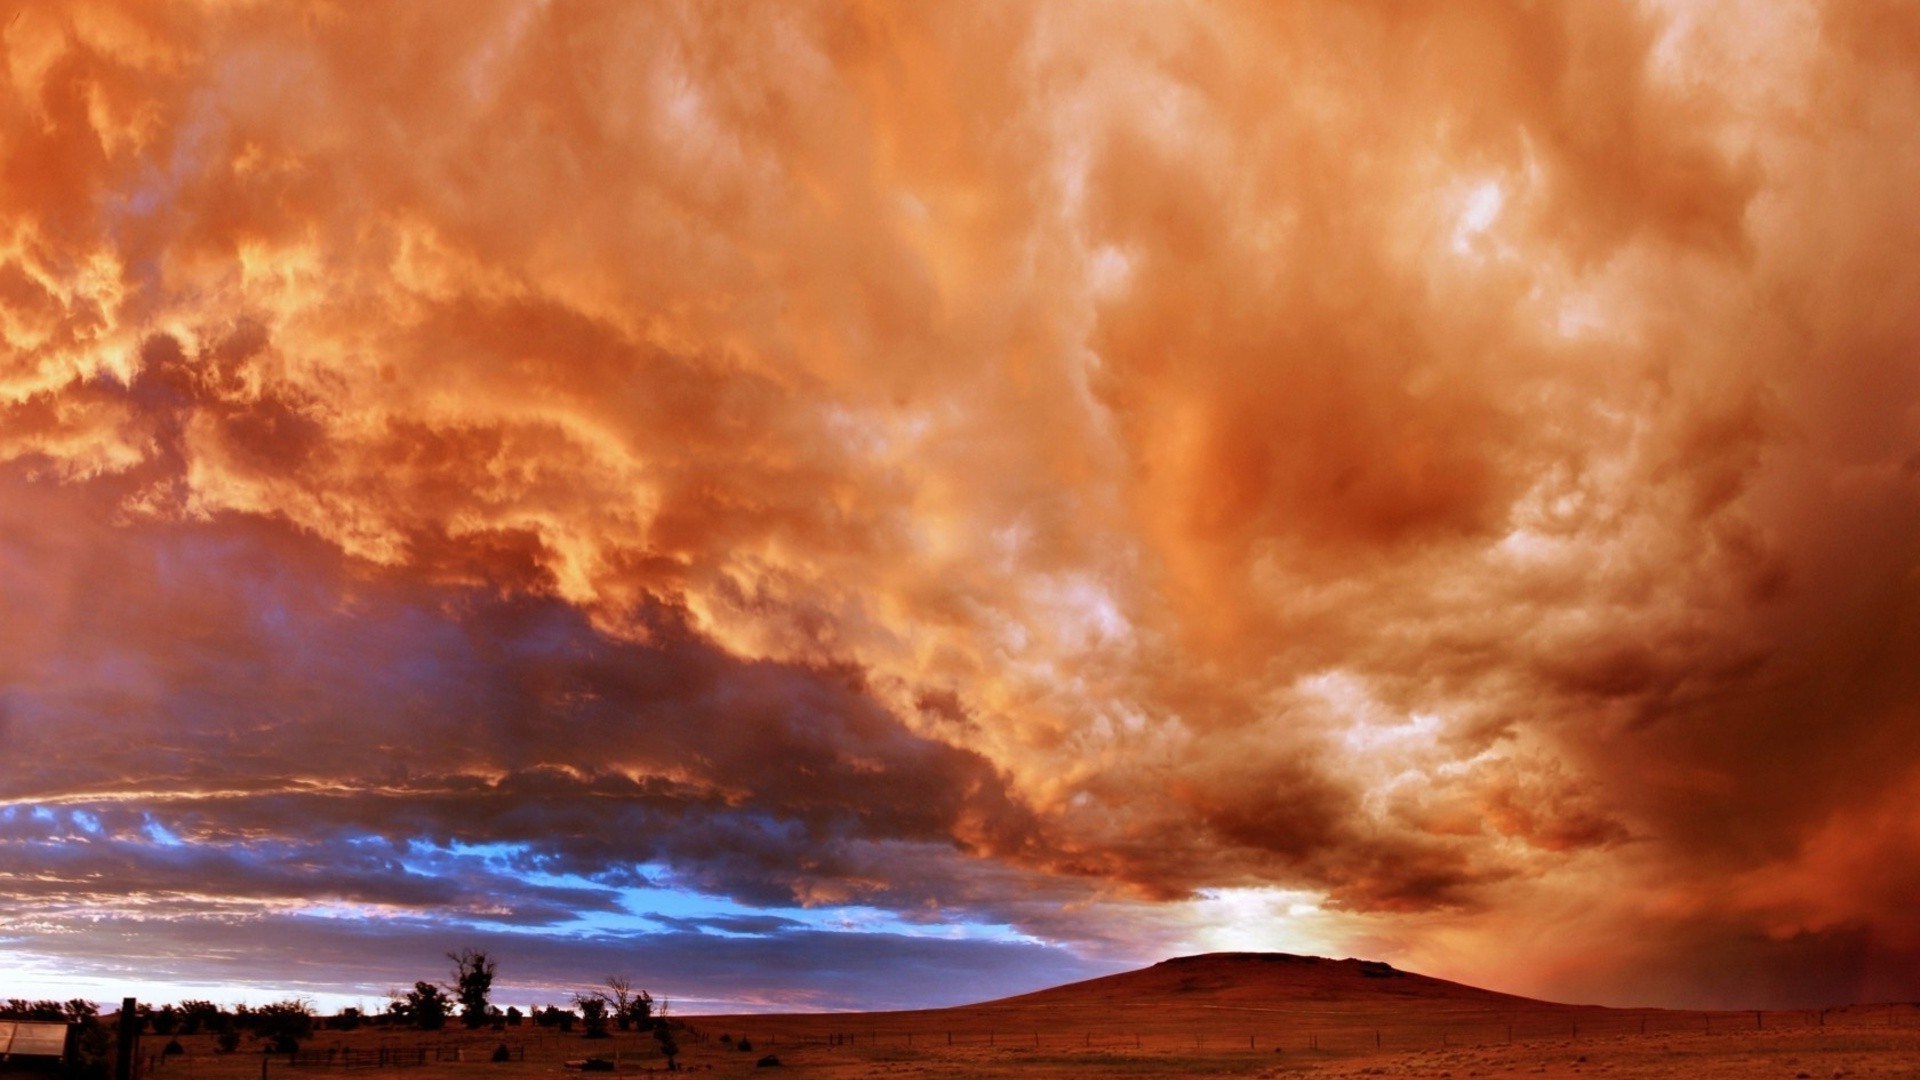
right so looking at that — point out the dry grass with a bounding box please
[125,957,1920,1079]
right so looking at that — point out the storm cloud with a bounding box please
[4,0,1920,1010]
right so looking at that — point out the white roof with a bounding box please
[0,1020,69,1058]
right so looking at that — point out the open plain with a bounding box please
[124,955,1920,1079]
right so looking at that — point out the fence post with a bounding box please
[116,998,140,1080]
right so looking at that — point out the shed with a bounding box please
[0,1021,70,1073]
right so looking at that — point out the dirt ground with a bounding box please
[129,1004,1920,1080]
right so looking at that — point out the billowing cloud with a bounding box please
[4,0,1920,1011]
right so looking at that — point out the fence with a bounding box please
[282,1042,527,1068]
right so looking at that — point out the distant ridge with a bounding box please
[983,951,1544,1009]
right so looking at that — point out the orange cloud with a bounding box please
[5,0,1920,1008]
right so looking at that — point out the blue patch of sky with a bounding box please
[374,838,1041,947]
[142,814,186,847]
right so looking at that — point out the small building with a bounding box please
[0,1021,71,1074]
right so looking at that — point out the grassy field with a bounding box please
[121,1001,1920,1079]
[124,1014,1920,1080]
[117,957,1920,1079]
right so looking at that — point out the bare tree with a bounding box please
[605,977,653,1032]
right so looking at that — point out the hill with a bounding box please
[987,951,1539,1009]
[678,954,1919,1076]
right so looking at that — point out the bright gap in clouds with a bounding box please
[1180,888,1340,956]
[1450,180,1506,256]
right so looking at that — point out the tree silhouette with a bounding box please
[571,993,611,1039]
[253,1000,315,1053]
[605,977,653,1032]
[391,982,451,1030]
[449,949,497,1029]
[653,1020,680,1071]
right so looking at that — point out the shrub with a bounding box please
[572,994,610,1039]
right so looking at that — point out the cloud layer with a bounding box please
[5,0,1920,1010]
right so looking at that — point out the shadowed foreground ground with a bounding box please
[129,955,1920,1078]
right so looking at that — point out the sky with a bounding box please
[4,0,1920,1016]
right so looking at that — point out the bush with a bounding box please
[491,1043,512,1063]
[756,1055,781,1068]
[253,1000,315,1052]
[150,1007,179,1036]
[654,1023,680,1071]
[572,995,610,1039]
[163,1039,185,1057]
[216,1031,241,1054]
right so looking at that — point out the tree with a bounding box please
[391,982,452,1031]
[253,1000,315,1053]
[448,949,497,1029]
[0,1000,69,1021]
[605,977,653,1032]
[653,1021,680,1072]
[175,1000,227,1036]
[571,993,611,1039]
